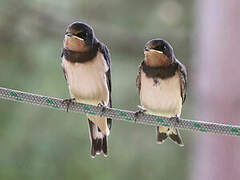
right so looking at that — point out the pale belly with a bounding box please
[140,71,182,117]
[61,53,109,106]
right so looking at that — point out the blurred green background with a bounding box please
[0,0,195,179]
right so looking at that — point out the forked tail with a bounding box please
[157,126,184,146]
[88,119,108,157]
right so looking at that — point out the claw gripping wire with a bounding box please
[0,87,240,137]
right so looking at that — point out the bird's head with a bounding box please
[64,21,96,51]
[144,39,175,66]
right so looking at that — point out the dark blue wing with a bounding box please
[99,43,112,129]
[177,60,187,104]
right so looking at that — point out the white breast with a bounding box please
[62,52,109,105]
[140,70,182,117]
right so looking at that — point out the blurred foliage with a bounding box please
[0,0,194,179]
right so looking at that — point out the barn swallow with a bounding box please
[61,21,112,157]
[136,39,187,146]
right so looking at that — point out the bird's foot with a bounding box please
[97,100,107,117]
[169,115,180,125]
[62,98,76,112]
[153,78,160,86]
[134,105,147,123]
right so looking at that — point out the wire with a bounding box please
[0,86,240,137]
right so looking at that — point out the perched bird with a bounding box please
[136,39,187,146]
[61,22,112,157]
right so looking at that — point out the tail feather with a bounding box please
[156,126,184,146]
[88,119,108,158]
[91,138,97,157]
[156,126,168,144]
[95,138,103,155]
[102,136,108,156]
[169,129,184,146]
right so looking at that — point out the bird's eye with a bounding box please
[162,45,167,51]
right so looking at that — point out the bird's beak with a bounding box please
[65,32,73,37]
[65,33,84,41]
[144,47,163,54]
[144,47,150,51]
[149,49,163,54]
[73,36,84,41]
